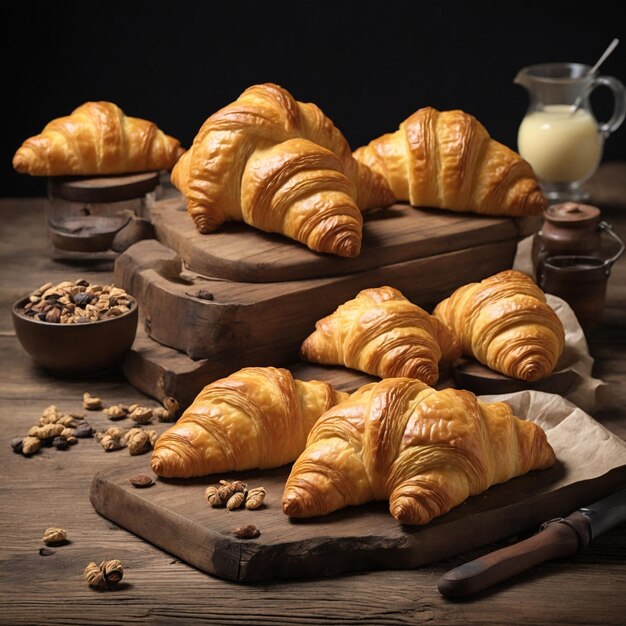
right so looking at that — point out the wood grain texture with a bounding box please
[149,186,537,282]
[1,162,626,625]
[89,440,626,582]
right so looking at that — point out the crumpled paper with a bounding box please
[479,389,626,484]
[513,234,610,414]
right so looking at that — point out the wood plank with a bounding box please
[89,400,626,582]
[122,324,379,406]
[149,187,538,282]
[114,237,517,360]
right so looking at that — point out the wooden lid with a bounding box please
[48,171,160,203]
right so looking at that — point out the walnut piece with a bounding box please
[43,527,67,545]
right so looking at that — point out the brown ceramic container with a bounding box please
[11,296,138,376]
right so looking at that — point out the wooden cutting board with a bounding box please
[148,189,540,282]
[90,410,626,583]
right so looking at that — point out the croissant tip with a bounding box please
[328,235,361,258]
[281,493,304,517]
[12,151,28,174]
[150,453,165,477]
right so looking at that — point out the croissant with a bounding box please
[171,83,394,257]
[151,366,348,478]
[13,101,183,176]
[300,286,461,385]
[282,377,555,524]
[432,270,565,381]
[353,106,546,217]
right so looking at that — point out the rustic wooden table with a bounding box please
[1,163,625,625]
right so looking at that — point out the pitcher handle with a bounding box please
[599,221,625,274]
[593,76,626,139]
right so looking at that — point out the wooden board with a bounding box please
[149,189,541,282]
[115,237,517,361]
[122,324,380,406]
[453,358,581,396]
[90,405,626,582]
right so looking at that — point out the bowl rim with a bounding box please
[12,294,138,327]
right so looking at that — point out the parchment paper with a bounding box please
[479,389,626,490]
[514,235,610,414]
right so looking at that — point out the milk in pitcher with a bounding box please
[518,104,602,183]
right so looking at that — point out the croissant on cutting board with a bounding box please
[353,106,546,217]
[171,83,394,257]
[433,270,565,381]
[151,366,348,478]
[282,377,555,525]
[300,286,461,385]
[13,101,183,176]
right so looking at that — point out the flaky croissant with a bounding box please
[433,270,565,381]
[300,286,461,385]
[13,101,183,176]
[151,366,348,478]
[283,377,555,525]
[353,106,546,217]
[171,83,394,257]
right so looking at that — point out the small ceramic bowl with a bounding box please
[11,296,138,377]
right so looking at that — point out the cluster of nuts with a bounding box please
[95,426,158,455]
[11,405,92,456]
[205,480,266,511]
[84,560,124,589]
[84,392,178,424]
[21,279,134,324]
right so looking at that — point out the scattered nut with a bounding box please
[21,280,134,325]
[52,436,69,450]
[74,422,93,438]
[126,430,151,455]
[128,474,154,488]
[245,487,267,510]
[129,407,153,425]
[104,405,127,420]
[84,560,124,589]
[226,492,246,511]
[43,527,67,545]
[233,525,261,539]
[83,393,102,411]
[22,436,41,456]
[205,486,223,507]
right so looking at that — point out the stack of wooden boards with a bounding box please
[115,183,540,406]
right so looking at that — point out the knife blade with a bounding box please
[437,486,626,598]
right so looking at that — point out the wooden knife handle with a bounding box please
[437,511,592,598]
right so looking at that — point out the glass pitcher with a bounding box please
[515,63,626,203]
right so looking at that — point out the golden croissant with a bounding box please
[300,286,461,385]
[171,83,394,257]
[13,101,184,176]
[151,366,348,478]
[353,106,546,217]
[433,270,565,381]
[283,377,555,524]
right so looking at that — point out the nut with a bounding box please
[128,474,154,488]
[84,560,124,589]
[104,405,127,420]
[82,393,102,411]
[205,486,223,507]
[245,487,266,510]
[226,492,246,511]
[129,407,153,425]
[233,525,260,539]
[43,527,67,545]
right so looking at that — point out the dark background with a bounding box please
[3,0,625,198]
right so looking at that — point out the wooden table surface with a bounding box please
[1,163,626,626]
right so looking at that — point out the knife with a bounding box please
[437,486,626,598]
